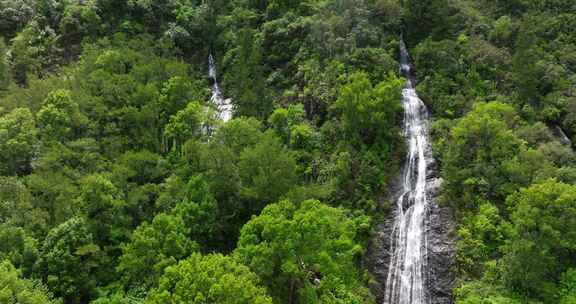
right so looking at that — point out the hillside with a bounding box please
[0,1,575,303]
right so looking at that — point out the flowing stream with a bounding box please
[208,54,233,122]
[383,41,433,304]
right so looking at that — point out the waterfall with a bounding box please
[383,40,433,304]
[208,54,233,122]
[555,125,572,146]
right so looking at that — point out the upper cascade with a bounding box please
[208,54,233,122]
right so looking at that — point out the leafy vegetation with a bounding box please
[0,0,574,303]
[412,1,576,303]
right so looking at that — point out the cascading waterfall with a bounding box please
[383,41,433,304]
[555,125,572,146]
[208,54,233,122]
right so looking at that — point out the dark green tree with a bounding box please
[0,108,38,175]
[224,29,271,120]
[238,131,298,211]
[0,38,8,89]
[38,217,100,303]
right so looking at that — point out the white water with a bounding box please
[555,125,572,146]
[208,54,233,122]
[383,41,432,304]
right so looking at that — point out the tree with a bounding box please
[0,38,9,89]
[559,269,576,304]
[234,199,371,303]
[0,176,39,229]
[171,175,218,250]
[443,102,523,210]
[25,171,77,231]
[59,2,101,57]
[213,117,263,154]
[10,21,59,85]
[114,150,166,186]
[118,212,198,291]
[332,71,403,147]
[118,173,224,290]
[0,0,34,38]
[77,174,130,248]
[38,217,100,303]
[163,101,204,154]
[168,2,214,56]
[37,89,86,141]
[0,107,38,175]
[127,0,186,32]
[159,76,201,123]
[454,280,521,304]
[268,104,306,145]
[0,224,38,276]
[403,0,461,42]
[502,179,576,300]
[290,123,316,151]
[146,253,272,304]
[0,260,60,304]
[457,202,504,277]
[224,29,271,120]
[238,131,297,211]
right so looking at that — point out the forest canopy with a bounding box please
[0,0,575,303]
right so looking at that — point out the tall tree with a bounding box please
[502,179,576,300]
[235,199,371,303]
[0,38,8,90]
[332,71,403,147]
[443,102,523,210]
[38,217,100,303]
[225,29,271,120]
[238,131,298,211]
[0,108,38,175]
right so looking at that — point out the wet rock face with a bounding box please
[426,178,456,304]
[365,177,456,304]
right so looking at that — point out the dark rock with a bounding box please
[365,176,456,304]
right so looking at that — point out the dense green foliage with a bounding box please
[147,253,272,304]
[408,1,576,303]
[0,0,403,303]
[235,199,371,303]
[0,0,575,303]
[0,260,60,304]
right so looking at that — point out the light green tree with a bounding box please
[560,269,576,304]
[0,260,60,304]
[332,71,403,147]
[502,179,576,299]
[118,212,198,290]
[37,89,85,141]
[163,101,203,154]
[118,175,219,289]
[146,253,273,304]
[443,102,523,210]
[0,224,38,276]
[235,199,372,303]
